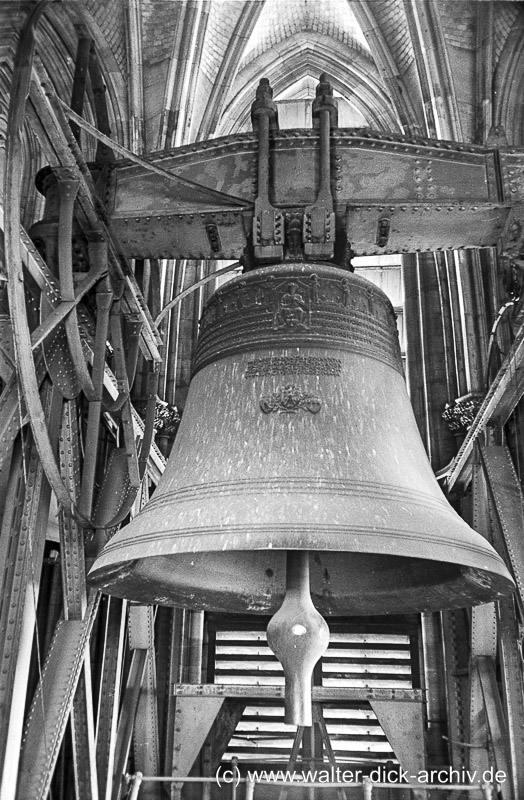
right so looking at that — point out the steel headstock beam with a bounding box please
[89,128,524,262]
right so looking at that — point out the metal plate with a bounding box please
[40,293,81,399]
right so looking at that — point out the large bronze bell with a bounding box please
[90,260,513,724]
[90,261,512,613]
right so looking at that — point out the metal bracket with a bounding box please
[251,79,284,264]
[480,444,524,609]
[369,699,426,780]
[172,696,225,781]
[304,75,336,260]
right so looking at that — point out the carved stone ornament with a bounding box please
[259,385,321,415]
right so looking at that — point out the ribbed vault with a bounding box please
[216,36,398,135]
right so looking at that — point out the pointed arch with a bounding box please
[493,6,524,146]
[216,36,400,135]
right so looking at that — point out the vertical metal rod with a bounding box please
[57,184,80,292]
[188,610,204,684]
[245,776,255,800]
[482,783,492,800]
[169,611,188,800]
[444,251,469,397]
[317,108,331,200]
[202,742,212,800]
[142,260,151,308]
[231,758,238,800]
[129,772,144,800]
[256,111,270,203]
[159,259,176,402]
[361,776,372,800]
[278,726,304,800]
[420,612,448,765]
[302,724,315,800]
[165,260,185,408]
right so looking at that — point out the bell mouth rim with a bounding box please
[89,520,514,602]
[89,549,513,616]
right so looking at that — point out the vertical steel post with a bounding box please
[231,757,239,800]
[245,776,255,800]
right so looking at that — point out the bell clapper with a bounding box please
[267,551,330,726]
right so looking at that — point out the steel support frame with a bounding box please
[1,11,163,797]
[479,445,524,797]
[0,383,62,800]
[59,399,99,799]
[109,604,159,800]
[16,596,100,800]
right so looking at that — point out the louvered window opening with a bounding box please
[213,626,415,766]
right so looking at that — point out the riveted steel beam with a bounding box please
[497,596,524,798]
[469,603,498,794]
[95,597,127,800]
[110,610,151,800]
[0,383,62,800]
[473,446,524,796]
[440,609,470,771]
[133,605,161,800]
[97,129,524,260]
[71,663,100,800]
[447,326,524,491]
[59,399,99,798]
[15,595,100,800]
[479,445,524,609]
[59,400,88,619]
[54,97,524,260]
[477,657,514,800]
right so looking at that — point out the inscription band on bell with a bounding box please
[246,356,342,378]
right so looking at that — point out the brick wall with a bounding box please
[371,0,414,74]
[200,1,245,84]
[86,0,127,73]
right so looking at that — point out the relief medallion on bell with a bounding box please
[259,385,322,415]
